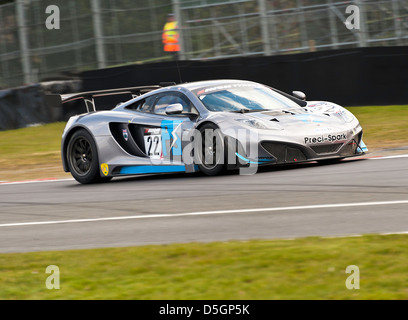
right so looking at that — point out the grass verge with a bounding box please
[347,105,408,149]
[1,234,408,299]
[0,122,70,181]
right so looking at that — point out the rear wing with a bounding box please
[47,85,161,113]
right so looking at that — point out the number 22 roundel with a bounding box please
[143,120,184,160]
[144,127,162,160]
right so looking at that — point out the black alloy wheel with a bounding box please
[67,129,104,184]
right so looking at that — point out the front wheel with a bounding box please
[66,129,103,184]
[195,123,225,176]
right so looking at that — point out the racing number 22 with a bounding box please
[145,135,162,159]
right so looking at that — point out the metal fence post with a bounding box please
[91,0,106,69]
[329,0,339,49]
[173,0,186,60]
[392,0,403,45]
[354,0,367,47]
[297,0,309,51]
[69,1,83,69]
[0,6,10,86]
[16,0,32,84]
[258,0,271,56]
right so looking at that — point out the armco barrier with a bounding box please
[0,81,81,131]
[0,84,57,131]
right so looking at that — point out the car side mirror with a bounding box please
[165,103,183,115]
[292,91,306,101]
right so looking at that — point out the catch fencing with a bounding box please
[0,0,407,88]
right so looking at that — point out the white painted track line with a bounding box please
[0,178,74,186]
[1,199,408,228]
[370,154,408,160]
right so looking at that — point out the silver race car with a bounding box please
[59,79,367,184]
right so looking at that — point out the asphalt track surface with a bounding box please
[1,155,408,253]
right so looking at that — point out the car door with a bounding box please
[134,91,199,168]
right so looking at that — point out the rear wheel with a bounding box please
[195,123,225,176]
[66,129,103,184]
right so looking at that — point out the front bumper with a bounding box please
[259,131,365,165]
[232,129,366,168]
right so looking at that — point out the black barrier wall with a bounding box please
[0,84,60,131]
[0,81,81,131]
[82,46,408,107]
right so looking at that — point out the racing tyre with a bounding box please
[66,129,103,184]
[195,123,225,176]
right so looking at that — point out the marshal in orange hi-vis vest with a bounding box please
[162,20,180,52]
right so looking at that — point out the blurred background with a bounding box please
[0,0,407,88]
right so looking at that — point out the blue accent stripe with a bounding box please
[358,140,368,153]
[119,165,186,175]
[235,153,272,165]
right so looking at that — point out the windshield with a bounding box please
[195,85,302,113]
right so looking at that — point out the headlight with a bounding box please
[327,103,356,123]
[236,119,283,130]
[336,109,356,123]
[306,102,357,124]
